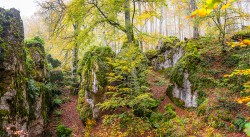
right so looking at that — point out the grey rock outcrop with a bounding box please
[147,38,198,108]
[0,8,49,136]
[172,72,197,107]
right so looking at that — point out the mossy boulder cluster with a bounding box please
[146,36,184,70]
[0,8,51,136]
[146,37,200,107]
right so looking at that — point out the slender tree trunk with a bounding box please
[103,24,107,46]
[124,0,134,43]
[158,7,164,48]
[159,7,163,35]
[165,10,168,36]
[72,22,79,86]
[138,1,143,51]
[190,0,199,38]
[178,15,181,39]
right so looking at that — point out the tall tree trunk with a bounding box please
[178,15,181,39]
[72,22,79,87]
[124,0,134,43]
[165,10,168,36]
[158,7,164,48]
[138,1,143,51]
[190,0,199,38]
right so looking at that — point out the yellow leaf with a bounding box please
[198,9,207,17]
[206,0,213,5]
[243,39,250,45]
[221,3,230,10]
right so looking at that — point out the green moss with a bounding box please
[25,36,45,46]
[56,124,72,137]
[197,99,208,116]
[0,85,6,98]
[0,42,7,62]
[145,49,159,60]
[0,25,3,34]
[79,46,114,95]
[163,36,180,45]
[231,29,250,40]
[157,55,166,64]
[7,77,28,120]
[0,109,10,117]
[77,89,92,125]
[27,80,47,122]
[41,85,48,124]
[170,52,200,87]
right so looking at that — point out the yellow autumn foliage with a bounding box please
[227,39,250,47]
[190,0,236,17]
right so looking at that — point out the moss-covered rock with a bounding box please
[78,46,115,119]
[147,37,184,70]
[0,8,51,136]
[145,49,159,60]
[231,29,250,40]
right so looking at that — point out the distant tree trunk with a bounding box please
[124,0,134,43]
[138,1,143,51]
[165,10,168,36]
[158,7,164,48]
[159,7,163,35]
[72,22,79,87]
[103,24,107,46]
[178,15,181,39]
[190,0,199,38]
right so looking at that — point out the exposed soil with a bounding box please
[60,90,83,137]
[45,89,84,137]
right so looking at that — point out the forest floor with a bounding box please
[44,69,246,137]
[45,89,84,137]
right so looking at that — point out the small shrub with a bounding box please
[218,110,233,122]
[222,54,241,68]
[154,77,167,86]
[160,96,165,101]
[54,110,62,117]
[163,104,176,121]
[56,125,72,137]
[207,113,225,129]
[53,98,63,107]
[229,124,236,132]
[197,99,208,116]
[149,112,163,128]
[156,117,186,137]
[233,117,248,131]
[47,54,61,68]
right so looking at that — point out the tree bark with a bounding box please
[190,0,199,39]
[72,22,79,85]
[124,0,134,43]
[138,1,143,51]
